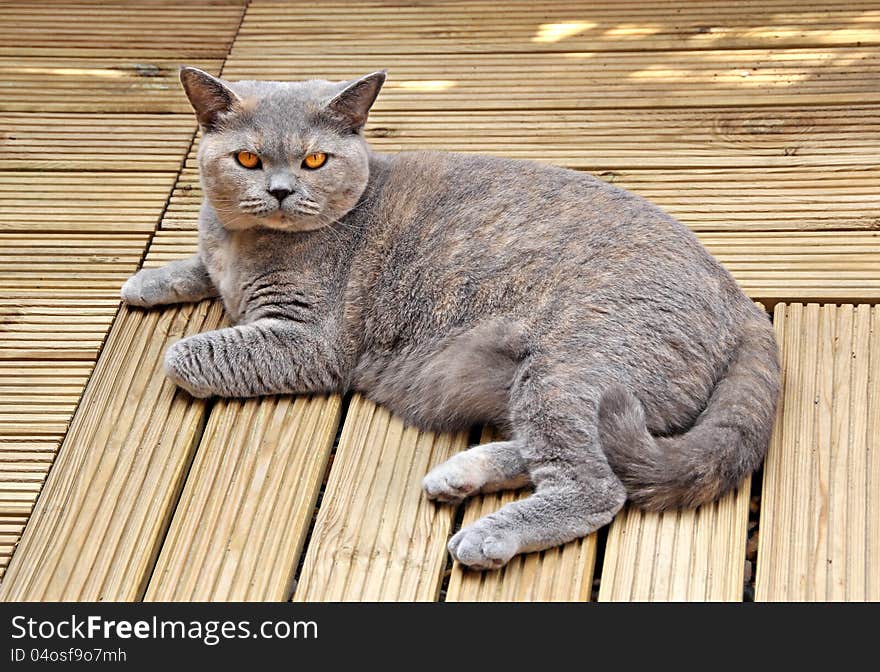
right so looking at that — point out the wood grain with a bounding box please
[223,48,880,110]
[0,114,196,171]
[145,394,342,601]
[0,298,225,600]
[241,1,880,53]
[599,485,751,601]
[756,303,879,601]
[294,394,467,601]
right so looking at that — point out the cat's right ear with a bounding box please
[179,66,241,132]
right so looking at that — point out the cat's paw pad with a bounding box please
[164,338,214,398]
[448,519,518,570]
[423,458,482,502]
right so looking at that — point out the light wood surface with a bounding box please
[599,485,751,601]
[294,394,468,601]
[0,300,225,600]
[241,1,880,53]
[756,303,879,601]
[0,114,196,171]
[145,394,342,601]
[223,48,880,110]
[0,0,244,582]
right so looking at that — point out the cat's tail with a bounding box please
[597,317,780,511]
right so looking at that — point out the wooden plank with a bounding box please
[700,232,880,305]
[756,303,879,601]
[239,0,880,53]
[0,232,150,359]
[0,58,224,113]
[0,114,196,171]
[358,107,880,169]
[0,3,244,58]
[0,298,225,601]
[161,142,201,230]
[293,394,467,601]
[145,394,342,601]
[446,429,597,601]
[599,484,751,601]
[222,48,880,110]
[0,173,176,233]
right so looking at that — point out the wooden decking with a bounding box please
[0,0,878,601]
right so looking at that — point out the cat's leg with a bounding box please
[121,256,218,308]
[164,318,344,398]
[423,439,531,503]
[448,360,626,569]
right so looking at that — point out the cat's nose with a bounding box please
[268,188,292,202]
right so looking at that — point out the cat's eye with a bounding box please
[235,151,261,169]
[303,152,327,170]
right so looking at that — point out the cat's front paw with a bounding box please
[448,516,519,570]
[121,268,169,308]
[164,337,215,398]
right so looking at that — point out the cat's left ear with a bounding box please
[327,71,387,131]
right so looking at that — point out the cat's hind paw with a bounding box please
[422,456,483,503]
[448,517,519,570]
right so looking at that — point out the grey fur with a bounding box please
[122,67,781,570]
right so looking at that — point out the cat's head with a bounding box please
[179,66,386,232]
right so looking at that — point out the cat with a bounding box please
[121,66,781,570]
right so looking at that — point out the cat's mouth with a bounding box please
[260,210,327,232]
[233,197,328,231]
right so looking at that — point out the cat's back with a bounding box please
[373,150,721,278]
[379,150,692,245]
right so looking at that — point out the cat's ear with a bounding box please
[326,71,387,130]
[179,66,241,132]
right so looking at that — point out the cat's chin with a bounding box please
[257,212,329,233]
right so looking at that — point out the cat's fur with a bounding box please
[121,67,780,569]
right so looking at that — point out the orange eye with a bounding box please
[303,152,327,169]
[235,151,260,169]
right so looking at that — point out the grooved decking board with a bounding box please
[0,2,245,58]
[146,228,880,306]
[357,107,880,168]
[145,394,342,601]
[161,141,201,230]
[0,233,150,358]
[222,49,880,110]
[0,361,90,437]
[700,232,880,304]
[0,114,196,171]
[0,58,224,113]
[446,429,597,602]
[0,173,178,232]
[293,394,468,602]
[599,484,751,601]
[241,1,880,53]
[0,299,226,601]
[756,303,879,601]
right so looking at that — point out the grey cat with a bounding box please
[121,66,780,570]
